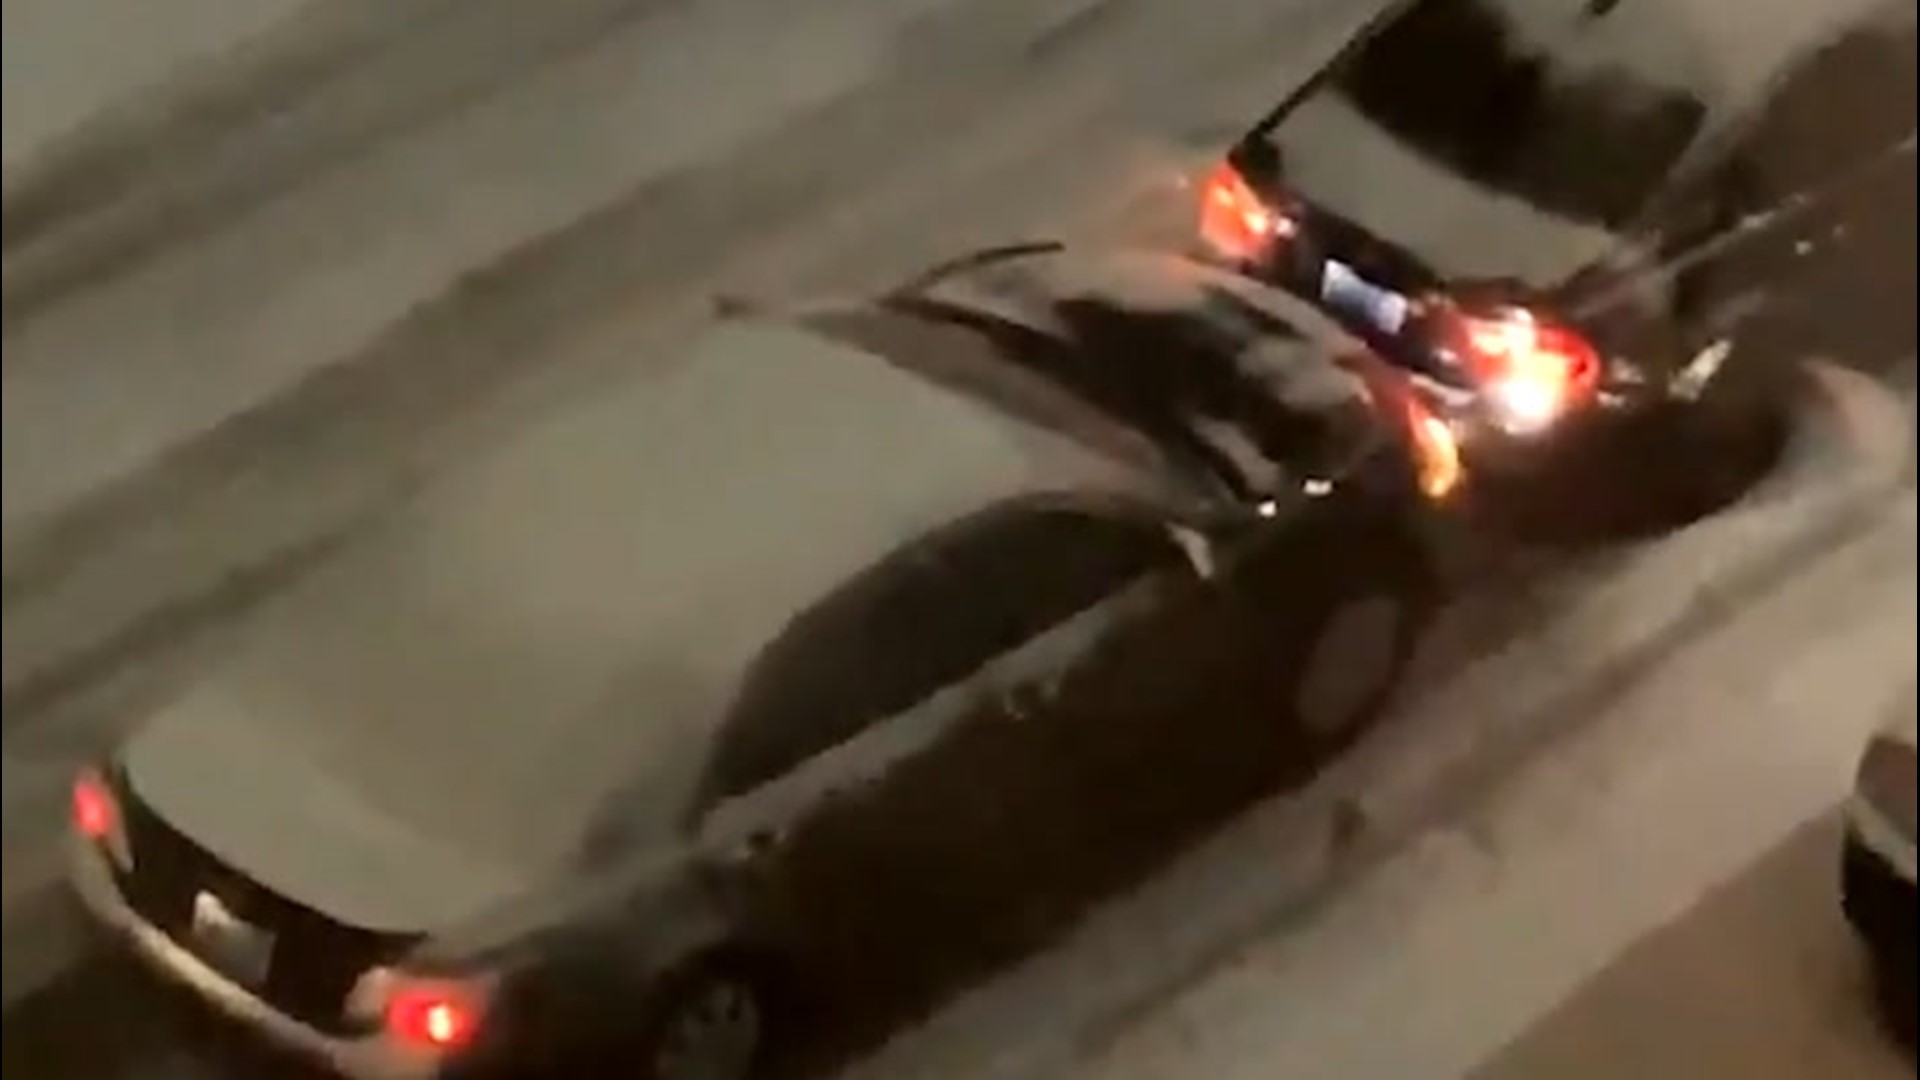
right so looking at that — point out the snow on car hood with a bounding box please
[122,690,532,933]
[111,317,1103,933]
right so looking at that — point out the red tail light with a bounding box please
[72,769,118,840]
[1451,310,1601,429]
[1407,400,1464,499]
[1199,162,1292,262]
[386,986,482,1050]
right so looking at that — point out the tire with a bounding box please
[630,959,771,1080]
[1263,523,1436,771]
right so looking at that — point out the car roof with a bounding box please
[129,317,1154,868]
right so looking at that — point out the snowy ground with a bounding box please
[0,0,1913,1076]
[1472,810,1911,1080]
[1,0,315,176]
[0,0,977,546]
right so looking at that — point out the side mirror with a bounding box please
[1166,524,1221,581]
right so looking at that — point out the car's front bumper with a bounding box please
[1841,797,1917,968]
[65,833,448,1080]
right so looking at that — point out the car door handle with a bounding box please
[996,678,1058,721]
[722,777,872,861]
[727,825,788,864]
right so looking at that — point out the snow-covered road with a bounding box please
[1,0,316,176]
[1474,809,1911,1080]
[1,0,1912,1077]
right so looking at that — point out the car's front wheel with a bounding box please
[633,961,769,1080]
[1258,522,1436,773]
[1291,587,1417,751]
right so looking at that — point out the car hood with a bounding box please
[121,692,542,934]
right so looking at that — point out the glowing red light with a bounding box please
[1451,311,1600,425]
[1407,400,1464,499]
[1459,315,1599,387]
[386,988,479,1050]
[72,771,117,840]
[1198,162,1291,261]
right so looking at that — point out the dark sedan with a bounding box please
[1195,0,1914,511]
[68,248,1461,1079]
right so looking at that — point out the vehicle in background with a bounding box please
[1195,0,1914,518]
[1842,693,1917,1047]
[67,246,1460,1080]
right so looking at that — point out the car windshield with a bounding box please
[838,251,1388,493]
[805,301,1216,494]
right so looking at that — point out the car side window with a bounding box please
[929,507,1182,667]
[699,551,967,806]
[697,507,1178,805]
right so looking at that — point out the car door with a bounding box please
[875,499,1340,946]
[910,495,1426,942]
[692,500,1252,1006]
[884,501,1248,940]
[687,541,1015,1004]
